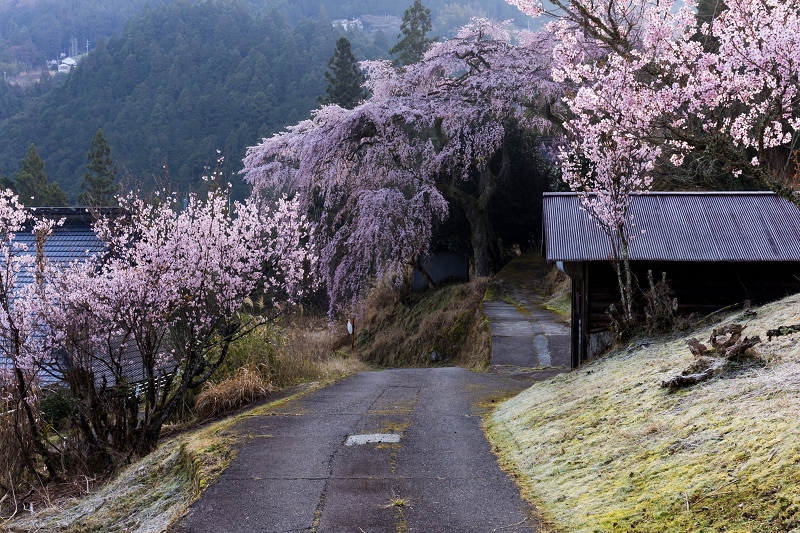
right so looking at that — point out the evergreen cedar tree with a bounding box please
[78,129,119,207]
[390,0,437,66]
[14,143,67,207]
[321,36,369,109]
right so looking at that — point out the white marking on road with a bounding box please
[345,433,401,446]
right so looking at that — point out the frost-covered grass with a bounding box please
[487,293,800,532]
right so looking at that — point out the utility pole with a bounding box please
[86,39,90,54]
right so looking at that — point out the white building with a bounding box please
[332,19,363,31]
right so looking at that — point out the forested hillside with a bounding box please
[0,0,159,74]
[257,0,528,29]
[0,0,530,76]
[0,0,391,200]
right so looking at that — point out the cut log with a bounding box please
[724,336,761,359]
[661,358,726,390]
[710,323,744,351]
[686,338,708,357]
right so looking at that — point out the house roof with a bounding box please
[5,207,178,387]
[543,192,800,262]
[13,207,115,284]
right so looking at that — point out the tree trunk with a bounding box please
[409,257,436,289]
[435,143,508,278]
[465,202,491,278]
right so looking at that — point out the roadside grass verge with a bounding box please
[2,388,285,533]
[487,293,800,532]
[356,278,491,369]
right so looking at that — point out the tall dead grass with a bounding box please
[194,319,366,420]
[358,278,491,369]
[194,366,274,419]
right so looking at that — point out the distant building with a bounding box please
[58,56,77,73]
[332,18,363,31]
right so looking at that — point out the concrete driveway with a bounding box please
[172,368,541,532]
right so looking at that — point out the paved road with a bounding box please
[483,251,571,374]
[173,368,540,533]
[483,301,571,371]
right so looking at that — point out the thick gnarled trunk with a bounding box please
[436,146,508,278]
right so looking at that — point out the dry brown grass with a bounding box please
[488,292,800,532]
[194,366,274,419]
[542,266,571,316]
[193,319,367,421]
[276,315,368,386]
[357,278,491,369]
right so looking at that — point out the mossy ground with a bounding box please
[487,293,800,533]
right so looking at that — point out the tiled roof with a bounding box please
[543,192,800,262]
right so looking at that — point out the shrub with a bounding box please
[643,270,680,334]
[194,366,274,419]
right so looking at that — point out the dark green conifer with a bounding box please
[390,0,437,67]
[78,129,119,206]
[693,0,727,50]
[0,167,14,191]
[15,143,67,207]
[321,36,368,109]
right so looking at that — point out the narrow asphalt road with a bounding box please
[173,368,540,533]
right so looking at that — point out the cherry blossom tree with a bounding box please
[45,181,314,460]
[505,0,800,328]
[242,19,561,316]
[0,191,61,479]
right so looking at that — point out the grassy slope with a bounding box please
[487,293,800,533]
[356,278,491,369]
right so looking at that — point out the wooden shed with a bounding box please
[543,192,800,368]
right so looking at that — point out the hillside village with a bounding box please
[0,0,800,531]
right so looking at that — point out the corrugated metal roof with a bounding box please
[543,192,800,262]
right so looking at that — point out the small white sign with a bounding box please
[347,319,353,335]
